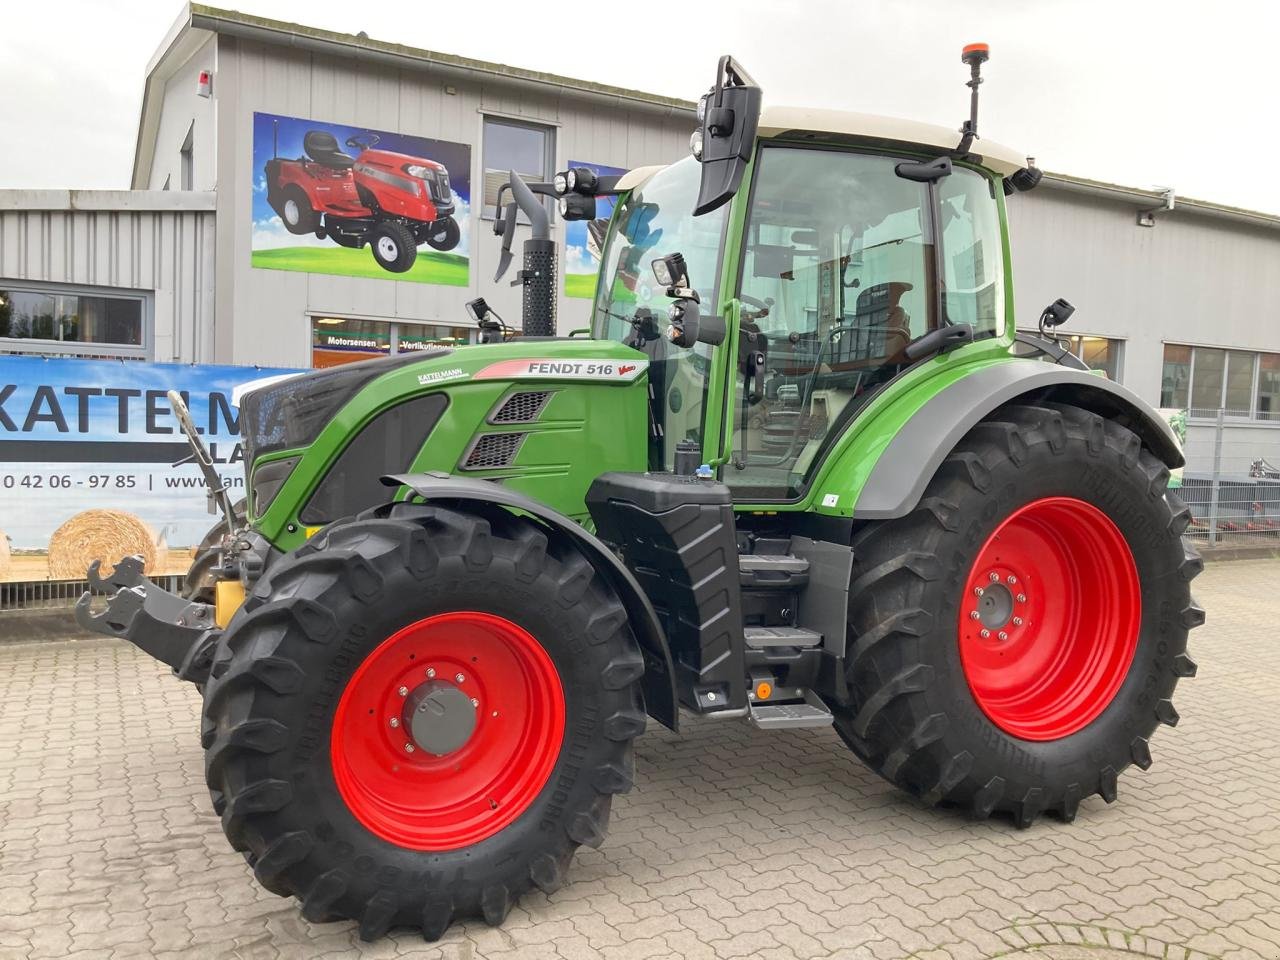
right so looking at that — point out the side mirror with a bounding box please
[692,56,763,216]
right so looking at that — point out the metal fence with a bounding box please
[0,575,187,613]
[1179,408,1280,548]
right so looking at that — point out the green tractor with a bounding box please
[79,47,1202,942]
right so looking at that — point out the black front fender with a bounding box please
[853,360,1183,520]
[382,472,679,731]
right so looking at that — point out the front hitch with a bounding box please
[76,554,221,685]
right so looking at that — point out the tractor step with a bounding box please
[743,625,822,649]
[748,690,833,730]
[738,552,810,588]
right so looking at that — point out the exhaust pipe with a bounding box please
[494,171,557,338]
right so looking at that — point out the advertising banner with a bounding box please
[252,111,472,285]
[563,160,627,299]
[0,356,300,583]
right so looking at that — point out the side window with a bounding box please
[728,147,935,499]
[938,168,1005,335]
[482,118,554,221]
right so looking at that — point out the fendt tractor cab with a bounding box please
[79,48,1202,942]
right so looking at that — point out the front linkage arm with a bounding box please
[76,554,220,685]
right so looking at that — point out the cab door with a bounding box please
[722,144,1006,502]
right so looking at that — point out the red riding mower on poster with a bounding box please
[265,130,460,273]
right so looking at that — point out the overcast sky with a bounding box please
[1,0,1276,214]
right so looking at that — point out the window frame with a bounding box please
[308,312,478,368]
[1164,340,1280,425]
[0,280,152,359]
[479,115,557,223]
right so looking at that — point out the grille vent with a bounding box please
[491,391,552,424]
[462,433,525,470]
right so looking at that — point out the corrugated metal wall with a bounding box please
[1008,184,1280,465]
[213,35,694,367]
[0,194,217,363]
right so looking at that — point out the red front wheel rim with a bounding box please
[957,496,1141,741]
[330,611,565,850]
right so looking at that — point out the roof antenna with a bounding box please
[955,42,989,156]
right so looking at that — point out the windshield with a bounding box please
[592,157,728,340]
[591,158,730,471]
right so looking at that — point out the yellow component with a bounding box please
[214,579,247,628]
[304,526,324,538]
[755,681,773,701]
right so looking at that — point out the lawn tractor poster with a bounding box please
[0,356,299,583]
[251,111,472,285]
[563,160,626,299]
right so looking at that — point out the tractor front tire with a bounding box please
[200,503,646,940]
[182,499,247,605]
[830,402,1202,827]
[425,216,461,252]
[369,221,417,273]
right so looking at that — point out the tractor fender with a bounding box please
[382,473,679,731]
[851,360,1183,520]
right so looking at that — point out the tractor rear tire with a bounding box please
[829,402,1203,827]
[278,185,319,235]
[200,503,645,940]
[369,222,417,273]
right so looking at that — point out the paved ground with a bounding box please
[1,559,1278,960]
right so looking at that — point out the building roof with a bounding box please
[1040,172,1280,231]
[133,5,1280,230]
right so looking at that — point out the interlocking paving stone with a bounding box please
[0,558,1277,959]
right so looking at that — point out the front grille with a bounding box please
[461,433,525,470]
[435,171,452,202]
[490,391,552,424]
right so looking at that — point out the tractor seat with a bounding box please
[303,131,354,170]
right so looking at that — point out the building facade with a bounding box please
[2,3,1278,459]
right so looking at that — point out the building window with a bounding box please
[311,316,475,368]
[0,286,147,358]
[1020,332,1124,380]
[1258,354,1280,422]
[1163,342,1279,421]
[1160,344,1192,408]
[180,122,194,191]
[481,117,554,219]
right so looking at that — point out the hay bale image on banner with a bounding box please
[0,356,300,583]
[252,112,472,284]
[563,160,627,299]
[47,509,158,580]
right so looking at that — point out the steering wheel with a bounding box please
[740,294,774,322]
[344,133,380,151]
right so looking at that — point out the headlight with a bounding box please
[402,163,432,178]
[553,171,569,195]
[689,129,704,160]
[697,94,709,123]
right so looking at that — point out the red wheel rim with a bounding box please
[957,496,1140,741]
[330,612,565,850]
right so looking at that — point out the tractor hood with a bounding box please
[242,340,651,551]
[357,149,447,174]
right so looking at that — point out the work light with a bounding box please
[558,193,596,220]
